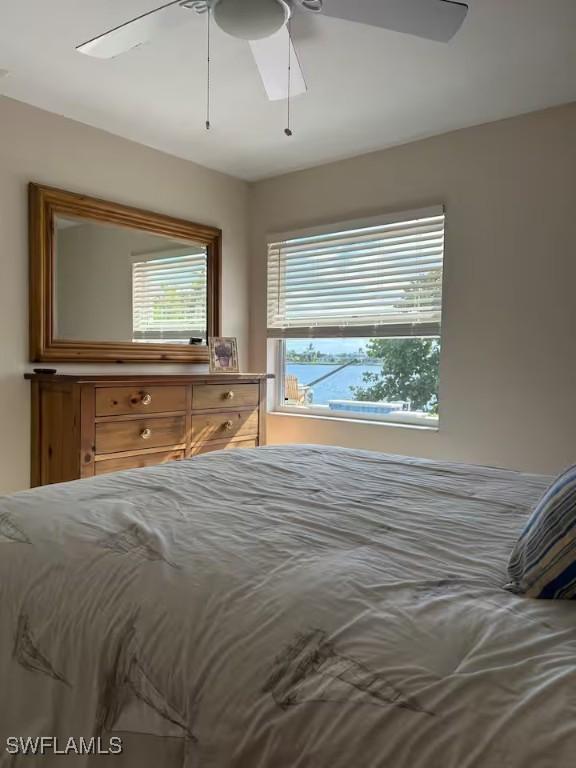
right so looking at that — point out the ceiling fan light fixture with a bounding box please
[212,0,290,41]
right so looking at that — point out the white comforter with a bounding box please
[0,446,573,767]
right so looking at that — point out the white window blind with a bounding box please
[132,252,207,342]
[267,206,444,339]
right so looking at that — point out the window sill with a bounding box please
[270,409,439,432]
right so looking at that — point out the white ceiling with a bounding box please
[0,0,575,180]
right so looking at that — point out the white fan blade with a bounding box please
[77,0,193,59]
[316,0,468,42]
[249,27,307,102]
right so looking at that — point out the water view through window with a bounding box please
[283,338,440,427]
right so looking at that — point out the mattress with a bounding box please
[0,445,573,767]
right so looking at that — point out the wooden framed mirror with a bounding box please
[29,183,221,363]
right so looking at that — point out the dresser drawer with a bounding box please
[95,416,187,455]
[95,386,187,417]
[95,450,184,476]
[192,383,259,410]
[191,439,258,456]
[191,410,259,443]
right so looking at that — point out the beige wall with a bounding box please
[0,96,249,493]
[249,103,576,475]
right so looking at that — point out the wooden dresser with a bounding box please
[25,373,269,487]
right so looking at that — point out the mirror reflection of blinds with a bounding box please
[132,254,207,342]
[267,206,444,339]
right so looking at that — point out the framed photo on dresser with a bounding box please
[209,337,239,373]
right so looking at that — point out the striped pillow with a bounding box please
[508,466,576,599]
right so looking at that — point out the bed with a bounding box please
[0,445,573,767]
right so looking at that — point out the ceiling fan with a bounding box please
[77,0,469,130]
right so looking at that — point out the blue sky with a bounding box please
[288,339,365,354]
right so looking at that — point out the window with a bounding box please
[132,251,207,344]
[267,207,444,427]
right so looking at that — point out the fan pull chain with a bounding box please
[206,7,211,130]
[285,19,293,137]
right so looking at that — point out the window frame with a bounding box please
[267,206,445,429]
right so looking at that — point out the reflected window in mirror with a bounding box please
[132,250,207,345]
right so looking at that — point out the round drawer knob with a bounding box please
[223,420,234,432]
[223,391,235,400]
[141,393,152,406]
[140,428,152,440]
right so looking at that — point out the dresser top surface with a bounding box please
[25,372,272,385]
